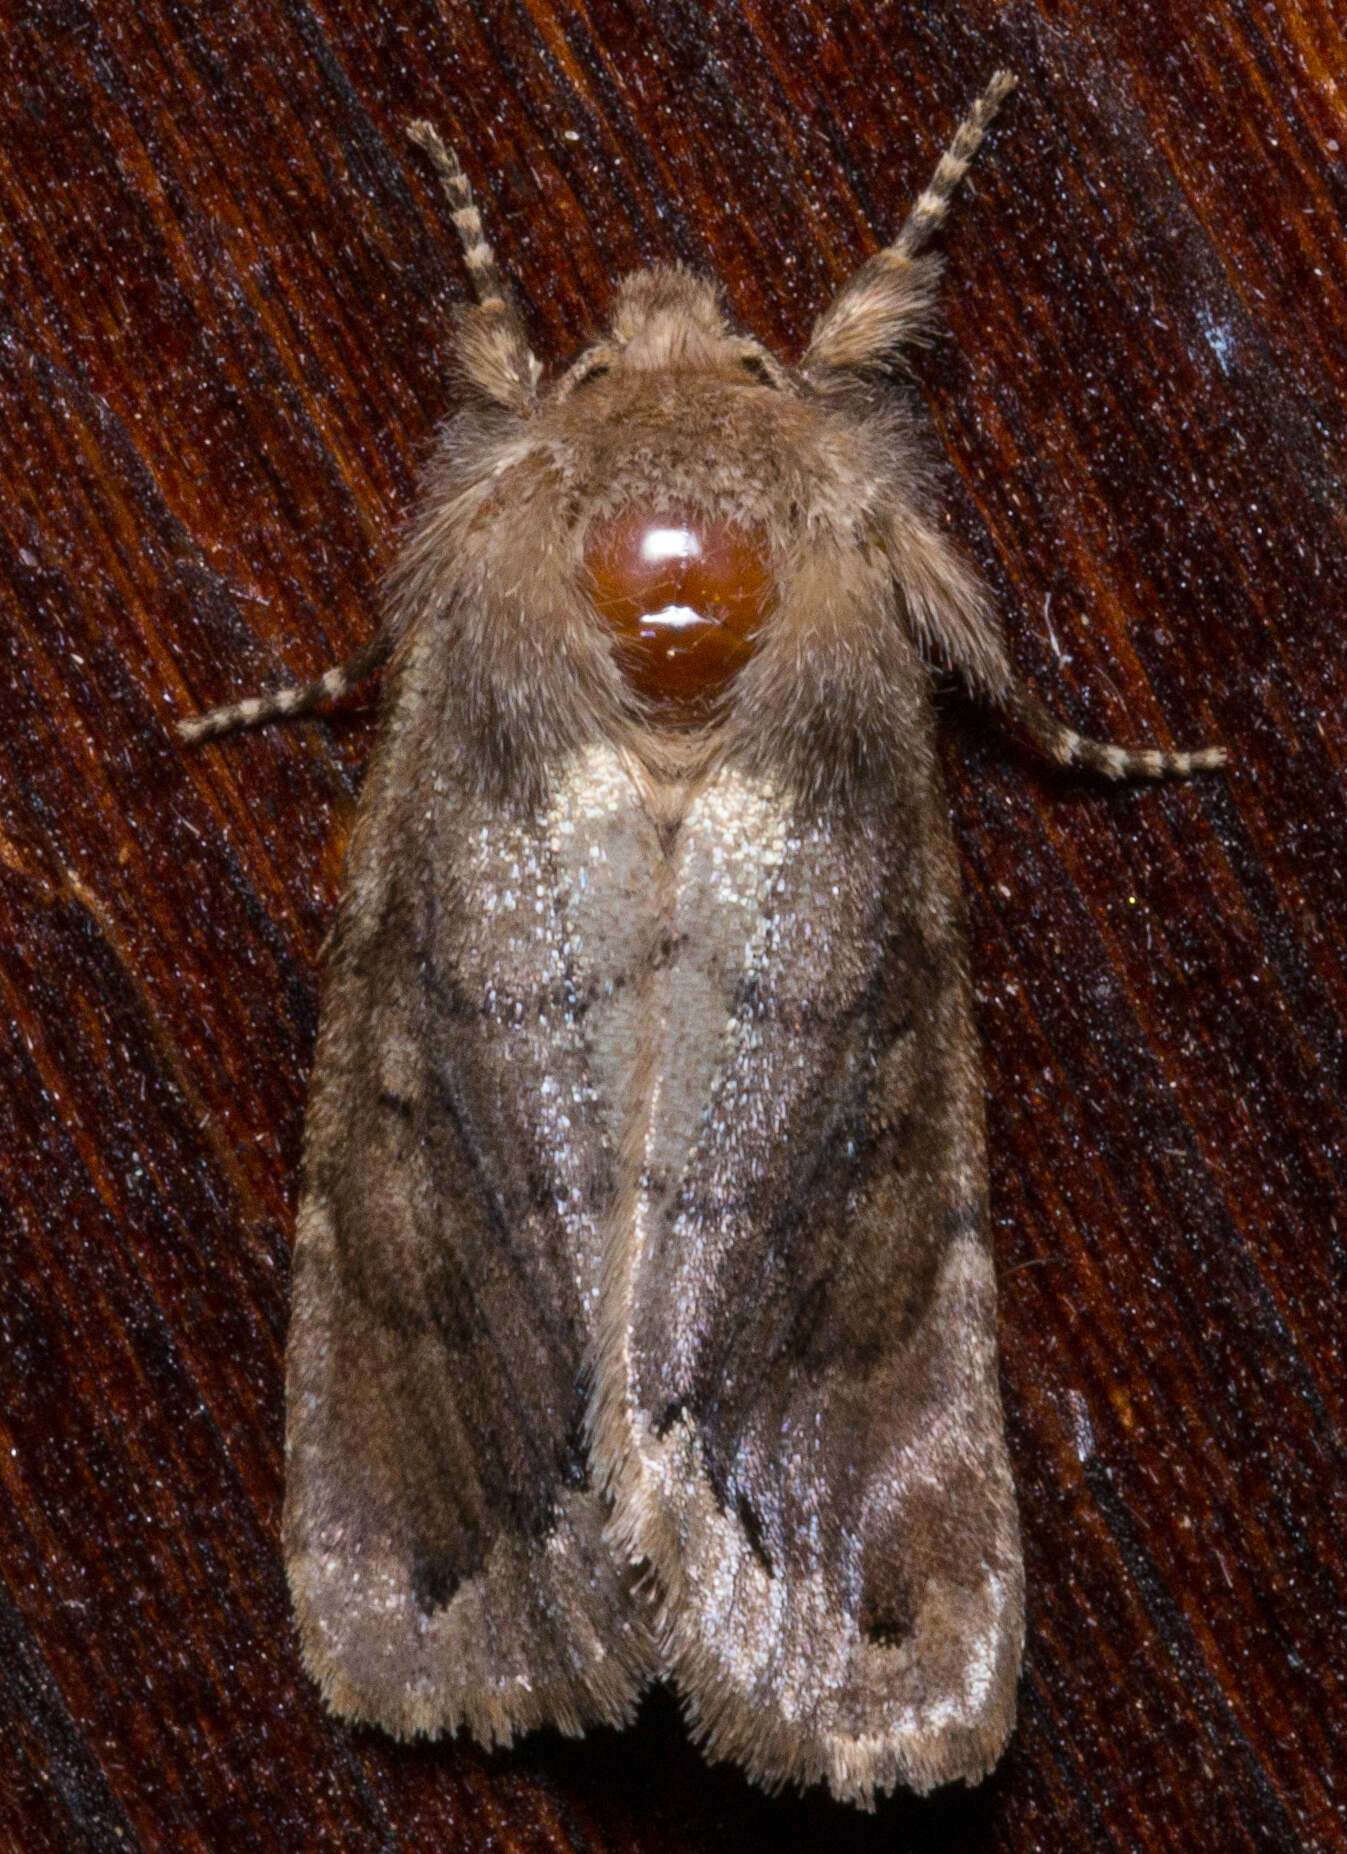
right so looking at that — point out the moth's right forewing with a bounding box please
[284,571,661,1743]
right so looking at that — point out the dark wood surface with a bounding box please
[2,3,1344,1848]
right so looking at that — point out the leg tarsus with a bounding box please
[1005,684,1226,780]
[895,70,1018,260]
[406,120,539,409]
[802,71,1017,377]
[177,629,391,745]
[407,120,510,313]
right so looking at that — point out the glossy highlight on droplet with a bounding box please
[585,508,772,717]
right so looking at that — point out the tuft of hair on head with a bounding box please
[609,264,728,343]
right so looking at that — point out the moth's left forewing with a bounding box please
[592,523,1024,1806]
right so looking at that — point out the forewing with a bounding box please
[597,757,1023,1804]
[284,693,662,1743]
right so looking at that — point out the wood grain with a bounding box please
[1,2,1343,1848]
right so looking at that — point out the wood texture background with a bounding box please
[1,2,1344,1848]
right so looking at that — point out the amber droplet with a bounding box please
[585,509,772,718]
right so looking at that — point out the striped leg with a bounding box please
[177,630,392,744]
[803,71,1017,376]
[1005,684,1227,779]
[894,69,1018,260]
[407,121,512,312]
[407,122,539,409]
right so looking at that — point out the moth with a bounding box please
[182,73,1223,1807]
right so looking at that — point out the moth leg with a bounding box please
[407,121,541,411]
[892,69,1019,261]
[176,627,391,743]
[1004,683,1227,778]
[802,71,1017,376]
[880,507,1225,779]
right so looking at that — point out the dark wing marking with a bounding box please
[595,756,1022,1804]
[285,696,662,1742]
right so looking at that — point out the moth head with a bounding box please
[557,262,789,396]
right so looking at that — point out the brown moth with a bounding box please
[182,73,1223,1808]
